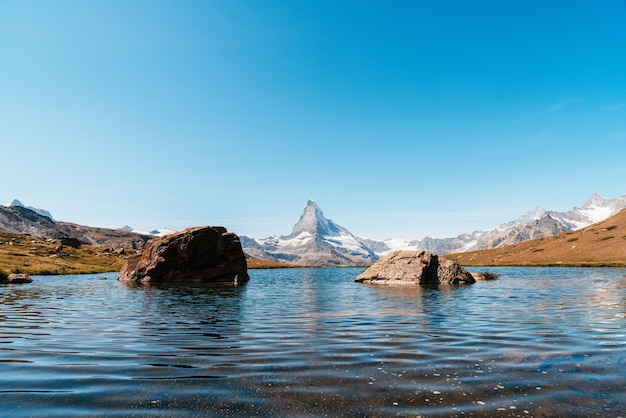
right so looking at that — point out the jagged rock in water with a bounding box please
[355,250,485,285]
[118,226,249,285]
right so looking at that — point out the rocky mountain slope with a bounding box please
[447,208,626,267]
[241,200,378,266]
[0,204,152,249]
[8,199,55,221]
[364,193,626,255]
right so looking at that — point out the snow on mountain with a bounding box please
[150,228,176,237]
[493,207,546,232]
[469,194,626,251]
[9,199,55,221]
[380,238,420,253]
[242,200,378,266]
[360,193,626,256]
[357,237,421,256]
[552,193,626,229]
[117,226,176,237]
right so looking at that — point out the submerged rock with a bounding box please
[118,226,249,285]
[355,250,486,285]
[2,273,33,284]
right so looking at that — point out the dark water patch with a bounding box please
[147,363,197,369]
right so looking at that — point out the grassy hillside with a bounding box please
[0,232,300,276]
[0,233,134,275]
[448,209,626,267]
[246,257,300,269]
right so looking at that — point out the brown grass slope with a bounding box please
[447,209,626,267]
[0,232,300,276]
[245,257,300,269]
[0,233,134,275]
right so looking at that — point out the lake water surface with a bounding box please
[1,267,625,417]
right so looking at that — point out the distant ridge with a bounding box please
[361,192,626,256]
[7,199,55,221]
[0,204,152,249]
[447,208,626,267]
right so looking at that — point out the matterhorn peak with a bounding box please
[241,200,379,266]
[291,199,335,236]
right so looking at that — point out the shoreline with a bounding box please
[12,263,626,277]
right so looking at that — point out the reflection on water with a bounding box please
[0,268,625,417]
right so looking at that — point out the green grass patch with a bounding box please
[567,237,579,242]
[598,236,615,241]
[606,225,618,231]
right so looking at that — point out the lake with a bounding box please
[1,267,624,417]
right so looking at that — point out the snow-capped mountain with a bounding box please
[551,193,626,229]
[6,199,55,221]
[117,226,176,237]
[493,207,547,232]
[469,193,626,251]
[362,193,626,256]
[358,232,485,256]
[241,200,378,266]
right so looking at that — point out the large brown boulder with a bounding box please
[355,250,483,285]
[118,226,249,285]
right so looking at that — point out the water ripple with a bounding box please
[0,268,625,416]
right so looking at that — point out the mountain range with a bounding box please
[360,193,626,256]
[3,193,625,267]
[0,201,152,249]
[241,193,626,266]
[448,205,626,267]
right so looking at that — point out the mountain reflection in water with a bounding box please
[0,267,624,417]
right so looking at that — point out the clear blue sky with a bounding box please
[2,1,625,240]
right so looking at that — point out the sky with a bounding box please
[1,0,625,240]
